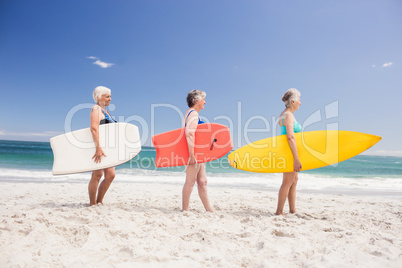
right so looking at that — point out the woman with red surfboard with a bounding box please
[182,90,214,212]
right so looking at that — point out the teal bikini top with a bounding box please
[280,112,301,135]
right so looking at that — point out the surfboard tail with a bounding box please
[152,132,189,168]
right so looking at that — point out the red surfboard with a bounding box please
[152,123,233,167]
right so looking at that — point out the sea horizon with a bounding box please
[1,139,401,197]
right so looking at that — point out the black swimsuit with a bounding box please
[99,106,117,125]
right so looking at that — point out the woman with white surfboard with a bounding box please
[182,90,214,212]
[88,86,117,206]
[276,88,302,216]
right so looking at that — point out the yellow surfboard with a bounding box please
[227,130,381,173]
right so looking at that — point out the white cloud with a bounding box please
[362,150,402,157]
[30,131,63,137]
[86,56,114,68]
[0,130,62,138]
[372,65,376,68]
[382,62,393,67]
[93,60,114,68]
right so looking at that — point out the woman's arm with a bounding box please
[185,112,199,165]
[90,105,106,163]
[284,113,302,172]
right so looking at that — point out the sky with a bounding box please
[1,0,401,156]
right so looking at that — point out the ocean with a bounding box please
[1,140,401,196]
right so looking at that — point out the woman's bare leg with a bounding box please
[288,173,298,213]
[196,164,214,212]
[275,172,297,215]
[88,170,103,206]
[96,167,116,204]
[182,163,199,211]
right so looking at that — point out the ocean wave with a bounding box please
[1,168,401,196]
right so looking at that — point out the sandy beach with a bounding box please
[0,180,401,267]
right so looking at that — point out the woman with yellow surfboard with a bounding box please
[276,88,302,216]
[182,90,214,212]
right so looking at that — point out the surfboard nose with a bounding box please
[362,133,382,148]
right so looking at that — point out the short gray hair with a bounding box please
[186,89,206,107]
[93,86,111,103]
[282,88,301,108]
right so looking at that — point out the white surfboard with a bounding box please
[50,123,141,175]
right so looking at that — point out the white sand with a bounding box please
[0,181,401,267]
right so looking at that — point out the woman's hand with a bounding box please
[188,155,197,165]
[294,158,302,172]
[92,147,107,163]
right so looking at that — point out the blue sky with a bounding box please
[1,0,401,155]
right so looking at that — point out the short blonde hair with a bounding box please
[282,88,301,108]
[93,86,111,103]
